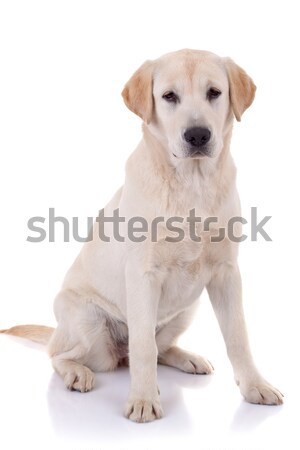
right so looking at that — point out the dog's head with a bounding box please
[122,49,256,160]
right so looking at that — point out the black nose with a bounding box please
[184,127,211,148]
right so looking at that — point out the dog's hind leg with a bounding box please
[48,289,121,392]
[51,344,96,392]
[156,304,214,375]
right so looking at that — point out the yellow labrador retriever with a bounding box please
[1,49,283,422]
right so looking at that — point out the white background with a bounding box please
[0,1,300,449]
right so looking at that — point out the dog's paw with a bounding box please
[181,354,214,375]
[124,398,164,423]
[240,379,284,405]
[159,347,214,374]
[64,366,95,393]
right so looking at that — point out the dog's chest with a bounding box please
[148,234,214,322]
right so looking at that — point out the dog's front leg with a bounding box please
[124,261,163,422]
[207,262,283,405]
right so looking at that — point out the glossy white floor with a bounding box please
[0,290,297,450]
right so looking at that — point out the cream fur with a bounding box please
[1,49,283,422]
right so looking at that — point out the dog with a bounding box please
[1,49,283,423]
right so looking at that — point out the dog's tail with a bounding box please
[0,325,55,345]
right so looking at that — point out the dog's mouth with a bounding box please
[190,150,211,158]
[172,147,212,159]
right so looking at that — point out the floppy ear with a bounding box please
[121,60,154,124]
[224,58,256,122]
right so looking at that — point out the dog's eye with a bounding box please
[162,91,179,103]
[207,88,222,100]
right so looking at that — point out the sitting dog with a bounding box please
[1,49,283,423]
